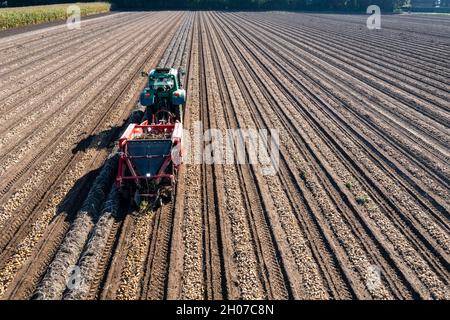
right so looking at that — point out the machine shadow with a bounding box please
[51,157,129,227]
[51,166,102,224]
[71,126,122,154]
[71,110,145,154]
[53,110,146,224]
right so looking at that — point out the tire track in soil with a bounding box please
[229,14,450,256]
[0,13,126,51]
[0,13,136,79]
[141,13,195,300]
[195,14,267,300]
[97,13,195,300]
[0,15,157,158]
[224,14,450,237]
[208,12,356,299]
[211,11,380,298]
[0,14,182,249]
[0,13,182,299]
[203,13,295,299]
[0,13,153,127]
[166,13,217,300]
[0,13,180,180]
[1,11,448,300]
[215,12,449,299]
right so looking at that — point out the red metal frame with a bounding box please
[115,120,183,195]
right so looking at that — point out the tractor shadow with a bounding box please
[52,163,129,226]
[53,167,102,223]
[53,110,145,224]
[71,110,144,154]
[71,126,121,154]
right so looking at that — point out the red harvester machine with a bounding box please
[115,114,183,208]
[116,67,185,209]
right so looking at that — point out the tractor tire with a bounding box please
[175,104,182,122]
[145,106,152,122]
[119,185,134,207]
[146,105,158,123]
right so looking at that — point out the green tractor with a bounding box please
[139,67,186,124]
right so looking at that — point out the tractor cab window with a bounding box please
[149,76,174,90]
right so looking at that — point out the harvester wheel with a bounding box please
[175,104,182,122]
[152,197,163,210]
[119,185,137,208]
[171,179,177,202]
[145,105,157,123]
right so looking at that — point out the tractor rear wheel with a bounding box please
[146,105,157,123]
[175,104,182,122]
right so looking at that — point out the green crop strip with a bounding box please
[0,2,111,30]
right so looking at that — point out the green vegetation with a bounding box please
[397,0,450,13]
[0,2,111,30]
[299,169,308,180]
[356,194,370,205]
[3,0,447,31]
[108,0,404,11]
[7,1,409,11]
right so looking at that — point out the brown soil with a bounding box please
[0,11,448,300]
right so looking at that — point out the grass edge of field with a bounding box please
[0,2,111,30]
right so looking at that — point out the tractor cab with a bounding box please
[149,74,175,93]
[147,68,177,94]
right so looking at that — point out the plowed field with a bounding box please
[0,11,448,300]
